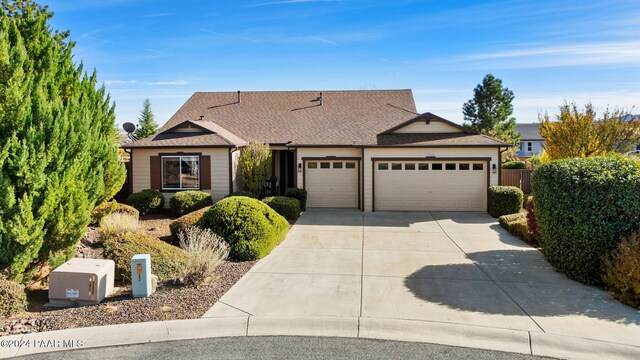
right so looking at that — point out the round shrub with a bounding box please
[103,233,187,284]
[532,156,640,285]
[224,191,259,199]
[0,276,27,317]
[90,201,117,225]
[262,196,301,221]
[284,188,307,211]
[196,197,288,260]
[169,206,212,241]
[126,189,165,215]
[488,186,523,218]
[603,232,640,308]
[169,191,213,216]
[503,161,527,169]
[498,212,534,246]
[114,203,139,220]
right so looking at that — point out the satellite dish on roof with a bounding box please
[123,122,136,134]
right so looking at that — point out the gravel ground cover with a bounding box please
[1,212,256,336]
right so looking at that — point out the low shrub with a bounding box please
[262,196,301,221]
[169,206,211,241]
[284,188,308,211]
[0,275,27,317]
[488,186,523,218]
[99,213,139,241]
[169,191,213,217]
[196,197,289,260]
[498,212,536,247]
[126,189,165,215]
[103,233,187,284]
[502,161,527,169]
[224,191,259,199]
[603,232,640,308]
[114,203,139,220]
[90,201,117,225]
[524,197,539,242]
[532,156,640,285]
[178,226,229,286]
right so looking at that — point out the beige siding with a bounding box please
[363,147,499,212]
[393,120,461,134]
[131,147,231,206]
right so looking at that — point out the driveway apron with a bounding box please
[204,209,640,347]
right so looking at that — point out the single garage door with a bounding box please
[305,160,359,208]
[374,160,487,211]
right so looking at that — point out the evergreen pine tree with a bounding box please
[463,74,520,153]
[134,98,158,139]
[0,1,125,282]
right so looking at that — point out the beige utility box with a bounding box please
[48,258,115,307]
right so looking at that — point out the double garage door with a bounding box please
[374,160,487,211]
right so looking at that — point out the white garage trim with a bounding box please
[303,157,361,209]
[371,157,491,212]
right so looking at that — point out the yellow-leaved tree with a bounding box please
[539,102,640,160]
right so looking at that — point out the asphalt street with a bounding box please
[23,336,555,360]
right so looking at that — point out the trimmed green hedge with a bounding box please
[126,189,165,215]
[197,197,288,260]
[90,201,140,225]
[532,156,640,285]
[498,212,535,247]
[169,191,213,216]
[488,186,523,218]
[262,196,301,220]
[169,206,211,241]
[502,161,527,169]
[284,188,308,211]
[225,191,259,199]
[103,233,187,284]
[0,275,27,317]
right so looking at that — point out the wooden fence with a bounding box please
[501,169,533,194]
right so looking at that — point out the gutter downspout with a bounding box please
[499,146,509,185]
[229,147,239,194]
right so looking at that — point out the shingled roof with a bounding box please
[124,90,509,148]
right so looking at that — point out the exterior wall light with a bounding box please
[492,163,497,173]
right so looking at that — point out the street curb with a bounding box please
[2,316,640,359]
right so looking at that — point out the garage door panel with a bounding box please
[306,161,359,208]
[375,161,486,212]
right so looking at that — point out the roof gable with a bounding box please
[380,113,472,135]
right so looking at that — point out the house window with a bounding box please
[445,163,456,170]
[473,163,484,170]
[162,155,200,190]
[405,163,416,170]
[378,163,389,170]
[308,162,317,169]
[333,162,343,169]
[391,163,402,170]
[345,162,356,169]
[459,163,470,170]
[432,163,443,170]
[320,162,330,169]
[418,163,429,170]
[527,142,533,152]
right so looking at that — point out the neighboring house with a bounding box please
[515,123,544,157]
[122,90,510,212]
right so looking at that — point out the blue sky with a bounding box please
[44,0,640,127]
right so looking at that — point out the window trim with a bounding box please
[160,154,202,191]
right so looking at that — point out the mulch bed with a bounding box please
[0,212,257,337]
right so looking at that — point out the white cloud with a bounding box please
[148,80,189,86]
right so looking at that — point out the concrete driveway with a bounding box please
[204,209,640,351]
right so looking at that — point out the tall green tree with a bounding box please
[238,142,272,194]
[0,1,125,282]
[134,98,158,139]
[463,74,520,153]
